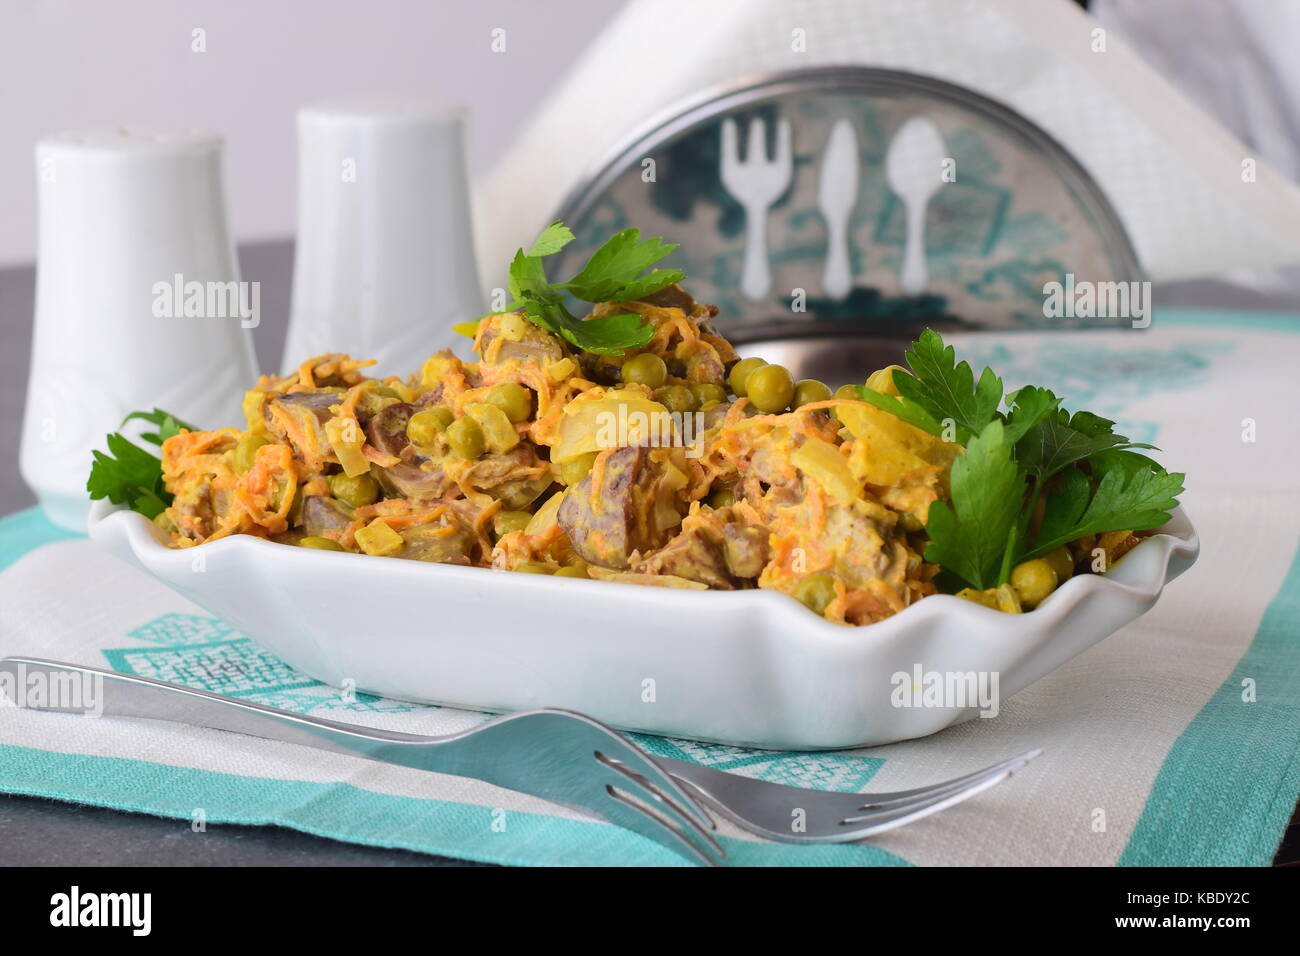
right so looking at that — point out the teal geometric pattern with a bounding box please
[101,640,318,697]
[125,613,238,645]
[958,338,1232,445]
[629,734,884,793]
[239,689,424,716]
[103,612,888,790]
[101,612,426,715]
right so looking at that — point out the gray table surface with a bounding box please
[0,244,1295,865]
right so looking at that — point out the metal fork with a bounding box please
[0,658,723,866]
[1,657,1038,857]
[659,748,1041,843]
[720,116,793,301]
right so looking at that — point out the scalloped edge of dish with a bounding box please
[88,497,1200,649]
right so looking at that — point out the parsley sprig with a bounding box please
[860,330,1184,590]
[87,409,195,519]
[460,222,684,356]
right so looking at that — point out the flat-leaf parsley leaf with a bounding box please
[87,409,195,519]
[461,222,685,356]
[866,330,1185,590]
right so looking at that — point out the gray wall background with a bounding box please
[0,0,627,267]
[0,0,627,513]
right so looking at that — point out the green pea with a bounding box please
[656,385,699,414]
[406,407,453,446]
[793,378,833,408]
[515,562,551,574]
[794,574,837,615]
[446,417,486,459]
[621,353,668,388]
[831,384,862,420]
[493,510,533,537]
[745,364,795,413]
[232,434,270,474]
[299,536,345,551]
[486,382,533,424]
[728,357,767,397]
[1010,559,1058,610]
[689,382,727,407]
[708,485,735,509]
[328,472,379,508]
[559,452,599,486]
[1044,546,1075,582]
[554,565,589,579]
[369,383,401,399]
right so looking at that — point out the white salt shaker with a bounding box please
[19,128,258,532]
[284,96,484,376]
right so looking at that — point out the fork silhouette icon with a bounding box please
[720,117,793,301]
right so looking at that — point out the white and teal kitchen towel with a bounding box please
[1,310,1298,866]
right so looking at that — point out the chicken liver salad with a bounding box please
[88,224,1185,625]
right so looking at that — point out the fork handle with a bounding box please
[740,203,772,301]
[0,657,436,765]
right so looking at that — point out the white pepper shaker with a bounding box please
[285,97,484,376]
[20,128,258,532]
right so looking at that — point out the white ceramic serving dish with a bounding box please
[89,499,1198,750]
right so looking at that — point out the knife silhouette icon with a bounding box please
[817,118,859,301]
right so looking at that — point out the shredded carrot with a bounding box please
[363,445,400,468]
[154,297,951,629]
[266,402,328,473]
[588,449,611,517]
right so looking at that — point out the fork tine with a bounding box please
[838,750,1040,830]
[603,785,724,866]
[596,752,725,858]
[539,708,716,831]
[592,745,717,831]
[855,749,1042,811]
[745,116,766,165]
[837,768,1015,838]
[774,118,793,171]
[720,118,740,175]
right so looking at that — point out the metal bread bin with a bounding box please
[553,67,1141,377]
